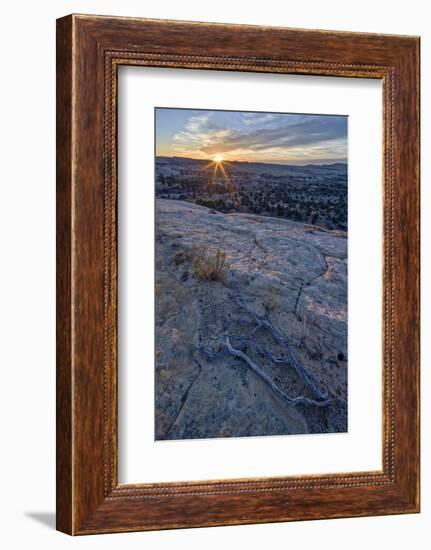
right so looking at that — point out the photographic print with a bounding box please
[155,107,348,441]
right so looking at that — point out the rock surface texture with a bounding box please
[155,199,347,440]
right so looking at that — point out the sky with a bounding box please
[155,108,347,165]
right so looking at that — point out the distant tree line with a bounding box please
[156,172,347,231]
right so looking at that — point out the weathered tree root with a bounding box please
[198,292,331,408]
[225,337,331,407]
[232,294,329,402]
[236,339,328,401]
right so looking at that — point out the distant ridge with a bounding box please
[156,156,347,169]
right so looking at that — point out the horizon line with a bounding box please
[156,155,347,167]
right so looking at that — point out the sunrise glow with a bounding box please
[155,108,348,165]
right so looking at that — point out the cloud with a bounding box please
[169,110,347,163]
[241,113,276,125]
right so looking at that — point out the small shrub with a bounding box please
[192,248,229,282]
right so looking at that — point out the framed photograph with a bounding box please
[56,14,420,534]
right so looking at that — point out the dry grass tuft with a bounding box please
[192,248,229,282]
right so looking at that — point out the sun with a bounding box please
[213,154,224,163]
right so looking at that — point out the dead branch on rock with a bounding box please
[232,294,329,401]
[225,338,331,407]
[197,292,331,408]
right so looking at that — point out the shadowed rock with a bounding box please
[155,199,347,440]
